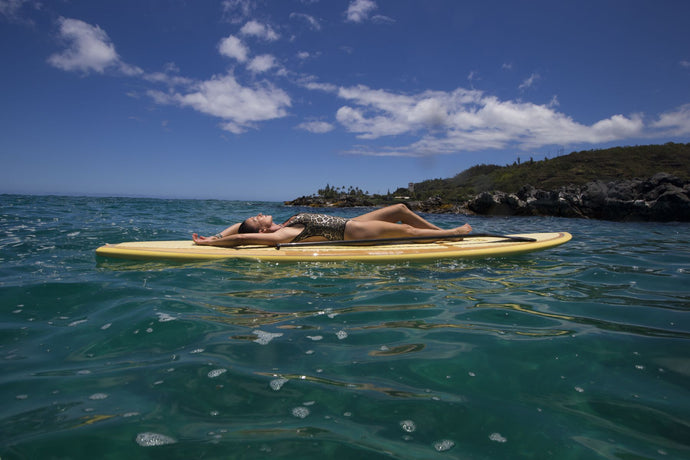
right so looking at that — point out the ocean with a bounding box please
[1,194,688,459]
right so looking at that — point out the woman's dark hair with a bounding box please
[238,219,255,234]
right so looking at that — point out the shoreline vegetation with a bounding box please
[285,143,690,222]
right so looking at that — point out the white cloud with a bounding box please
[141,62,194,87]
[652,104,690,136]
[308,83,648,156]
[297,120,334,133]
[370,14,395,24]
[149,73,291,134]
[240,20,279,41]
[345,0,377,23]
[247,54,276,73]
[301,79,338,92]
[46,15,290,135]
[519,72,540,90]
[0,0,24,16]
[0,0,40,24]
[221,0,254,23]
[48,17,142,75]
[143,71,193,87]
[218,35,249,62]
[290,12,321,30]
[680,60,690,69]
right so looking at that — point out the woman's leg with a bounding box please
[345,220,471,240]
[352,203,441,229]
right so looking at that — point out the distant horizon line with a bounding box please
[0,191,285,202]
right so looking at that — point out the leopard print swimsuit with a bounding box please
[285,213,349,243]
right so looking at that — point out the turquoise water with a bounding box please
[1,195,688,459]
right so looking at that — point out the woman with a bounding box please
[192,203,472,247]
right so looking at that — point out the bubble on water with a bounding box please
[574,386,584,393]
[16,394,28,400]
[89,393,108,400]
[291,406,310,418]
[336,330,348,340]
[135,432,177,447]
[68,319,87,327]
[190,348,205,354]
[208,368,227,378]
[400,420,416,433]
[306,335,323,341]
[253,330,283,345]
[489,432,507,443]
[270,378,288,391]
[100,323,112,330]
[433,439,455,452]
[468,371,476,377]
[156,313,176,322]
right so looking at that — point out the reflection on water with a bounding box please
[196,303,437,328]
[255,371,432,399]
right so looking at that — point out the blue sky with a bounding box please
[1,0,689,201]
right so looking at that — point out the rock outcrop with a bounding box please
[465,173,690,221]
[286,173,690,222]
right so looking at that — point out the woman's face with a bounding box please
[246,213,273,232]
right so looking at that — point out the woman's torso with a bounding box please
[285,213,349,242]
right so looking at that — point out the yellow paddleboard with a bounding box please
[96,232,572,262]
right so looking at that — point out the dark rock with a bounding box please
[464,173,689,221]
[651,188,690,221]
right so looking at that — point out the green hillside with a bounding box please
[409,143,690,201]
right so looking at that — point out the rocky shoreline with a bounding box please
[285,173,690,222]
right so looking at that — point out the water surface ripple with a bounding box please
[1,195,688,459]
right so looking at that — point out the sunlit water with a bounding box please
[1,195,688,459]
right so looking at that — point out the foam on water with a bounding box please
[135,432,177,447]
[291,406,310,418]
[253,330,283,344]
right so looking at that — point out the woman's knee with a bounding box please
[384,203,410,220]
